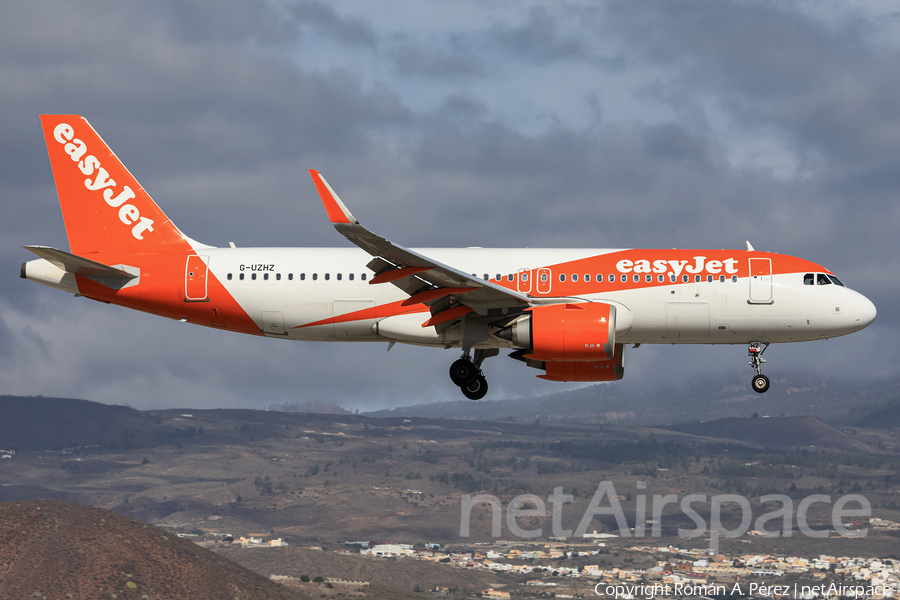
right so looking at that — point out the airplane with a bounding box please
[21,115,877,400]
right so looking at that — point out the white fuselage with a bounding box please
[201,247,872,347]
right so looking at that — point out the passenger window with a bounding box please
[349,273,354,281]
[227,273,232,280]
[608,274,614,283]
[313,273,318,281]
[276,273,281,281]
[361,273,367,281]
[731,275,738,282]
[645,274,652,283]
[521,273,528,282]
[507,274,514,282]
[337,273,342,281]
[598,274,604,282]
[658,274,664,283]
[633,274,639,283]
[325,273,330,281]
[682,275,689,283]
[239,273,244,281]
[621,274,627,283]
[719,275,725,283]
[251,273,257,281]
[572,274,578,282]
[264,273,269,281]
[804,273,814,285]
[584,274,591,282]
[560,274,566,282]
[541,273,548,282]
[817,273,831,285]
[707,275,712,283]
[496,274,501,281]
[670,274,676,283]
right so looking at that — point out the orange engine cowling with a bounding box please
[539,343,626,382]
[496,302,616,362]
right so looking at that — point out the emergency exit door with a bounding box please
[185,255,209,301]
[748,258,772,303]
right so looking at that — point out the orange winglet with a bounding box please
[401,286,478,306]
[421,305,473,328]
[369,266,432,285]
[309,169,353,225]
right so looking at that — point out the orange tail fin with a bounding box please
[40,115,188,256]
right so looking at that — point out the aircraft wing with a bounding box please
[308,170,532,319]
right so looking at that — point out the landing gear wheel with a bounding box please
[752,373,770,394]
[449,358,477,387]
[748,341,771,393]
[462,375,488,400]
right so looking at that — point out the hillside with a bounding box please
[1,395,897,556]
[851,400,900,429]
[0,499,299,599]
[664,416,877,452]
[0,395,332,452]
[215,545,504,594]
[0,395,144,451]
[366,372,900,427]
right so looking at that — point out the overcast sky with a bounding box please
[1,0,898,411]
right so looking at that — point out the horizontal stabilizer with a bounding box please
[23,246,137,280]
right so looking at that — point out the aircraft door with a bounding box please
[517,268,532,294]
[185,255,209,301]
[536,267,552,294]
[749,258,773,303]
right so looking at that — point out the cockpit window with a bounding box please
[828,275,845,287]
[804,273,814,285]
[816,273,832,285]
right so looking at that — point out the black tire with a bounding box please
[462,375,488,400]
[751,373,770,394]
[449,359,477,387]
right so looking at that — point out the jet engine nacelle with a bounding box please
[540,343,626,382]
[497,302,620,362]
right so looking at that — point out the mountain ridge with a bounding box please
[366,372,900,427]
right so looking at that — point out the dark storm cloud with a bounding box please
[0,0,415,250]
[389,39,486,80]
[492,6,588,64]
[641,123,710,163]
[287,0,377,48]
[601,1,900,168]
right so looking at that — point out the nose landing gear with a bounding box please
[748,341,770,393]
[448,348,497,400]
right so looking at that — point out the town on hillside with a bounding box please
[183,525,900,598]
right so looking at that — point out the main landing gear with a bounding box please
[748,341,770,393]
[449,349,498,400]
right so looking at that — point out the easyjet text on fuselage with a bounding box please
[616,257,739,277]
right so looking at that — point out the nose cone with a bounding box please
[855,293,877,331]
